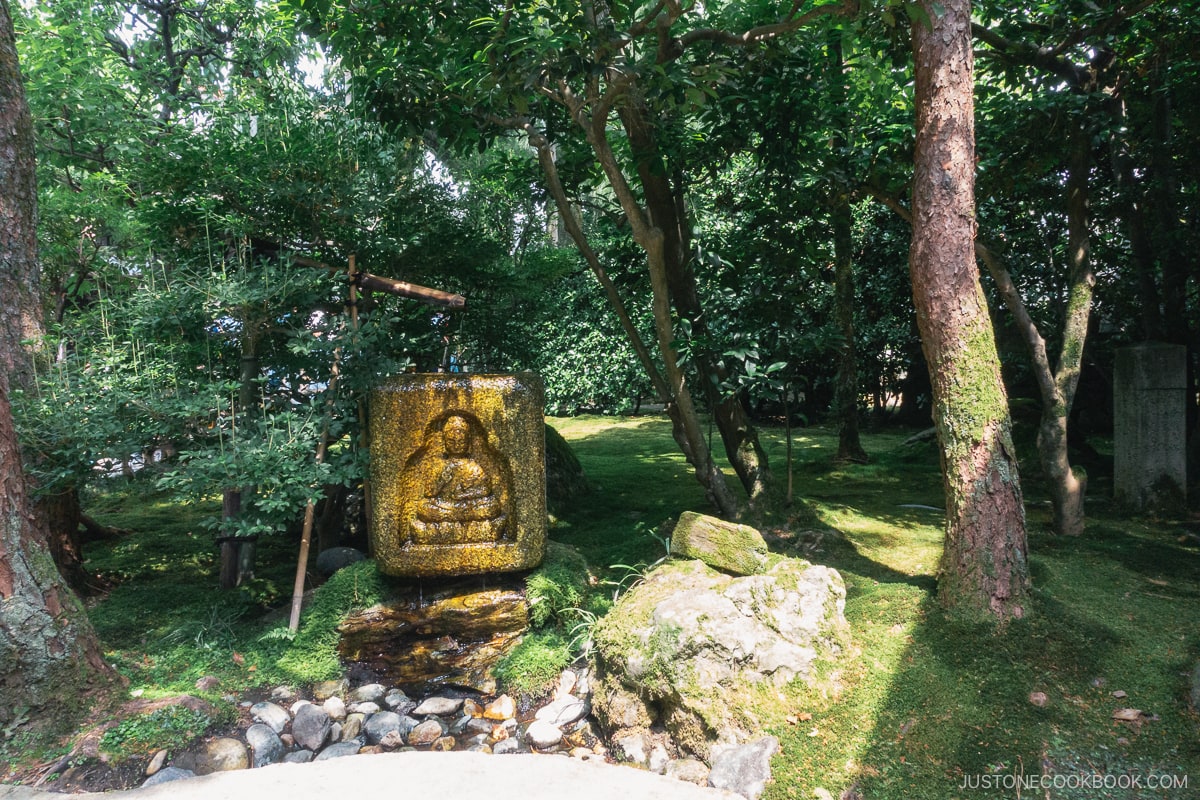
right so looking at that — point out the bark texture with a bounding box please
[0,0,115,723]
[910,0,1031,620]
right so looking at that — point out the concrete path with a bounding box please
[0,752,739,800]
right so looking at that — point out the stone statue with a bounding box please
[370,372,546,577]
[401,411,513,546]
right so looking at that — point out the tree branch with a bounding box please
[679,0,857,51]
[970,23,1092,89]
[524,124,670,402]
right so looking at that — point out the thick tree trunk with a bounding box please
[35,487,99,596]
[0,0,115,724]
[910,0,1030,620]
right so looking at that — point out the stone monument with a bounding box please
[369,373,546,577]
[1114,343,1187,513]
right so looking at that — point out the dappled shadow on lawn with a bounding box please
[1032,519,1200,594]
[768,524,937,595]
[770,512,1200,800]
[554,416,1199,799]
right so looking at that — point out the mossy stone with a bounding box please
[669,511,768,575]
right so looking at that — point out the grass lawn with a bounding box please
[550,415,1199,800]
[3,414,1197,799]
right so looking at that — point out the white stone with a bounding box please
[323,696,347,721]
[525,719,564,749]
[412,696,464,717]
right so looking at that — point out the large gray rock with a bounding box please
[707,737,778,800]
[316,547,367,576]
[363,711,414,745]
[282,750,314,764]
[349,683,388,704]
[592,557,846,760]
[245,724,285,768]
[292,704,333,751]
[669,512,768,576]
[314,740,363,760]
[141,766,195,787]
[250,701,290,734]
[412,696,464,717]
[384,688,415,714]
[193,738,249,774]
[545,423,590,513]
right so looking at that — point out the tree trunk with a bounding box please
[220,324,260,588]
[529,128,737,515]
[974,123,1093,538]
[910,0,1030,620]
[617,97,772,506]
[1039,122,1094,536]
[830,191,868,464]
[828,36,868,465]
[574,98,740,517]
[34,487,99,596]
[0,0,116,725]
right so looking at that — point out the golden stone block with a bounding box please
[369,373,546,577]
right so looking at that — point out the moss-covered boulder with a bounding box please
[591,556,847,761]
[669,511,768,576]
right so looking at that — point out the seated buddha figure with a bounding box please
[401,412,512,546]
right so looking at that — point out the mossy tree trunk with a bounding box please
[977,122,1094,537]
[0,0,116,724]
[910,0,1031,620]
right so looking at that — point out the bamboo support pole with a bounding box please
[348,255,374,535]
[291,255,465,308]
[286,253,462,630]
[288,350,340,632]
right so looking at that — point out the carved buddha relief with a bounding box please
[369,372,545,577]
[399,411,514,547]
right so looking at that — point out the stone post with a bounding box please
[1113,343,1187,513]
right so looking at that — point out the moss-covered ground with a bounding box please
[3,414,1197,799]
